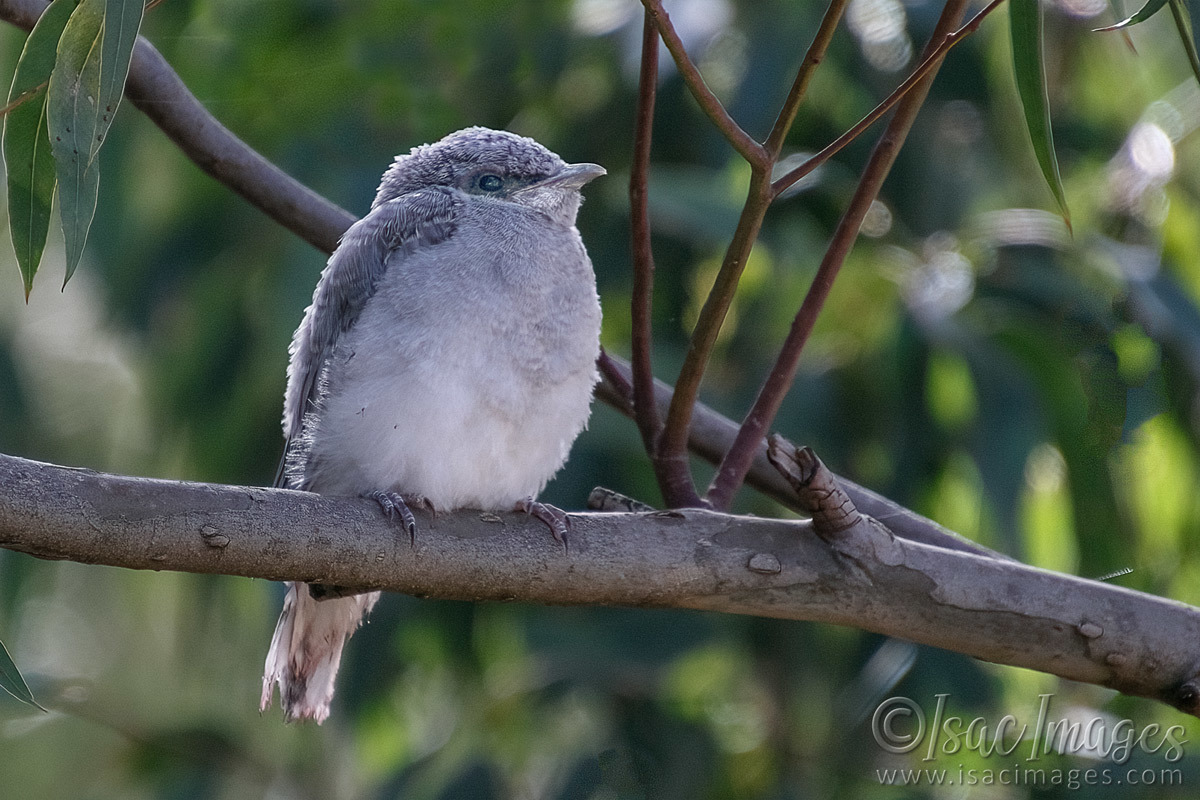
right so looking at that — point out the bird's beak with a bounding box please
[524,162,607,191]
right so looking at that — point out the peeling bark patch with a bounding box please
[200,525,230,548]
[748,553,782,574]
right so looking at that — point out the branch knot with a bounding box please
[766,435,862,539]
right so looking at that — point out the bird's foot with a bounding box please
[516,497,570,548]
[364,491,434,545]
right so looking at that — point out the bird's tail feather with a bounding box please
[260,582,379,723]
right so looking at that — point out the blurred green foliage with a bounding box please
[3,0,1200,797]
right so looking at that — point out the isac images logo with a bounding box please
[871,693,1188,790]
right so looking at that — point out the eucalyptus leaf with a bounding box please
[3,0,79,299]
[1010,0,1071,229]
[0,639,46,712]
[45,0,144,287]
[96,0,143,162]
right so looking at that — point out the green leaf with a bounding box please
[0,638,46,712]
[1093,0,1168,31]
[1167,0,1200,89]
[3,0,79,300]
[96,0,144,142]
[46,0,144,287]
[46,0,102,285]
[1010,0,1071,230]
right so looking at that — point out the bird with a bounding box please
[260,127,605,723]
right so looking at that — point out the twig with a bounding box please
[0,80,45,117]
[646,0,856,507]
[770,0,1007,199]
[763,0,851,158]
[596,348,634,411]
[640,0,768,167]
[707,0,980,509]
[0,0,40,28]
[635,0,851,506]
[629,12,662,455]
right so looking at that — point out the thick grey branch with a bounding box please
[3,451,1200,717]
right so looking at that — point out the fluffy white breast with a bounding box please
[299,203,601,510]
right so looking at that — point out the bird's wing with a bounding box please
[281,187,461,456]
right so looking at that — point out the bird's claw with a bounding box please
[517,497,570,549]
[365,491,432,545]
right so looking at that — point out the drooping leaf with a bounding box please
[3,0,79,300]
[1010,0,1071,230]
[96,0,143,159]
[1167,0,1200,89]
[46,0,103,285]
[1093,0,1168,30]
[46,0,144,287]
[0,638,46,712]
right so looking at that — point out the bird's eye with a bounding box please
[478,174,504,192]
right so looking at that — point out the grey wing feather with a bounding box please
[278,187,460,484]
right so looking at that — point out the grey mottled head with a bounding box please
[373,127,605,225]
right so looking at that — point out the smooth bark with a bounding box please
[2,452,1199,717]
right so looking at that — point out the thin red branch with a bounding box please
[770,0,1006,200]
[630,12,662,457]
[597,348,634,411]
[763,0,851,158]
[706,0,980,510]
[640,0,768,167]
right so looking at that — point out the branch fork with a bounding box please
[632,0,995,510]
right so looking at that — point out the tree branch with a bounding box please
[3,451,1199,718]
[629,12,663,456]
[122,39,355,254]
[705,0,976,510]
[769,0,1007,199]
